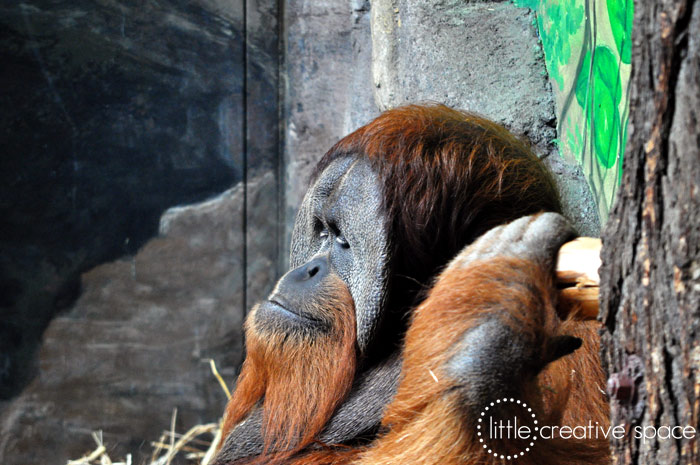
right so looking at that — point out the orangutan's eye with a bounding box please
[336,235,349,249]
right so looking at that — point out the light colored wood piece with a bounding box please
[556,237,601,286]
[556,237,601,320]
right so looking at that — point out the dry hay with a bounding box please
[67,360,231,465]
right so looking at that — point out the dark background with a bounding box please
[0,1,283,461]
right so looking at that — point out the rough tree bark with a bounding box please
[599,0,699,464]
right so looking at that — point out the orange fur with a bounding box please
[220,275,357,464]
[352,257,609,465]
[232,256,610,465]
[216,106,609,464]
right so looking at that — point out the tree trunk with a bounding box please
[599,0,700,463]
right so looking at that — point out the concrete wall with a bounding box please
[282,0,379,263]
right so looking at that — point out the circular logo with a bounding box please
[477,398,539,460]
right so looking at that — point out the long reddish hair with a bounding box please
[315,104,560,283]
[220,275,357,464]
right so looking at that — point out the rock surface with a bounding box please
[0,173,277,465]
[0,0,261,398]
[282,0,379,261]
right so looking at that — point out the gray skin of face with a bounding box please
[214,156,398,463]
[289,156,390,352]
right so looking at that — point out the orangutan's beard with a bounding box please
[221,275,357,462]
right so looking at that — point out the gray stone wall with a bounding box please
[282,0,379,264]
[0,0,248,401]
[0,1,281,464]
[0,174,275,464]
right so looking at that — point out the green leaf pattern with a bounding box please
[514,0,633,221]
[607,0,633,64]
